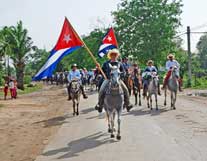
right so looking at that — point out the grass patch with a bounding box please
[183,76,207,89]
[18,83,43,95]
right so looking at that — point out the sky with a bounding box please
[0,0,207,52]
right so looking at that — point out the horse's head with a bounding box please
[171,66,178,78]
[109,63,121,88]
[151,72,159,87]
[71,80,80,93]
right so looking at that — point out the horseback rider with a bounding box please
[67,64,88,100]
[95,49,133,113]
[122,57,130,73]
[142,60,161,96]
[162,53,183,92]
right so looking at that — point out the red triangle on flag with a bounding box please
[54,18,83,51]
[102,27,118,47]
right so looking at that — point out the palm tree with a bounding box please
[2,21,35,90]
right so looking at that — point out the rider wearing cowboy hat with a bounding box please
[142,60,161,96]
[95,49,133,113]
[67,64,88,100]
[162,53,183,91]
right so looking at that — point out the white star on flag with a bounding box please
[106,36,112,42]
[63,34,71,43]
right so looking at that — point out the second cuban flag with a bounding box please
[98,27,118,58]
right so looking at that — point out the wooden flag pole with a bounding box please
[67,17,107,80]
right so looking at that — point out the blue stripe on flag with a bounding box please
[32,46,81,81]
[98,44,117,58]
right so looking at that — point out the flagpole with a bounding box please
[66,18,107,80]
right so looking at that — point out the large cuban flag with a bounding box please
[98,27,118,58]
[33,18,83,81]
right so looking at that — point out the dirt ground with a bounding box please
[0,84,71,161]
[0,84,206,161]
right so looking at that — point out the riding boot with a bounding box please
[95,80,109,113]
[80,85,88,99]
[120,81,133,112]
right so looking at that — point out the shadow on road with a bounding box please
[122,107,171,117]
[42,131,117,159]
[81,107,95,115]
[33,114,73,127]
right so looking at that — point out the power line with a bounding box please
[173,32,186,38]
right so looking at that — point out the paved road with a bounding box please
[35,90,207,161]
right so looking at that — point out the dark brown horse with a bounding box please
[68,80,82,116]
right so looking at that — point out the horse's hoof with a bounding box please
[150,108,152,110]
[116,135,121,140]
[111,134,115,138]
[156,108,158,111]
[164,102,166,106]
[73,113,75,116]
[139,103,141,106]
[76,112,79,115]
[108,129,112,133]
[173,107,176,110]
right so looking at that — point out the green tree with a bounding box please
[196,34,207,70]
[1,21,35,89]
[112,0,183,65]
[25,48,50,77]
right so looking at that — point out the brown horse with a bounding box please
[123,71,142,106]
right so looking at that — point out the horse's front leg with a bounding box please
[170,92,173,109]
[147,95,150,108]
[110,114,115,138]
[150,96,153,110]
[173,92,177,110]
[76,102,79,115]
[138,89,141,106]
[117,109,121,140]
[135,93,137,105]
[73,100,76,116]
[106,112,112,133]
[164,88,167,106]
[155,94,158,110]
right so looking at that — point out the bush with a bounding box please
[24,75,32,84]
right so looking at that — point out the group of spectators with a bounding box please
[2,76,17,100]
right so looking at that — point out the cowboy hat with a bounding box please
[167,53,175,59]
[107,49,120,59]
[71,63,78,68]
[147,60,153,65]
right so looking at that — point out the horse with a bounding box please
[146,72,159,110]
[88,75,96,91]
[104,63,124,140]
[123,72,132,96]
[68,80,82,116]
[95,74,102,91]
[131,70,142,106]
[164,66,178,110]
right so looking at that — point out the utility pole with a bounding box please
[187,26,192,87]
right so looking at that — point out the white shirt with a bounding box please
[9,81,15,89]
[166,60,180,71]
